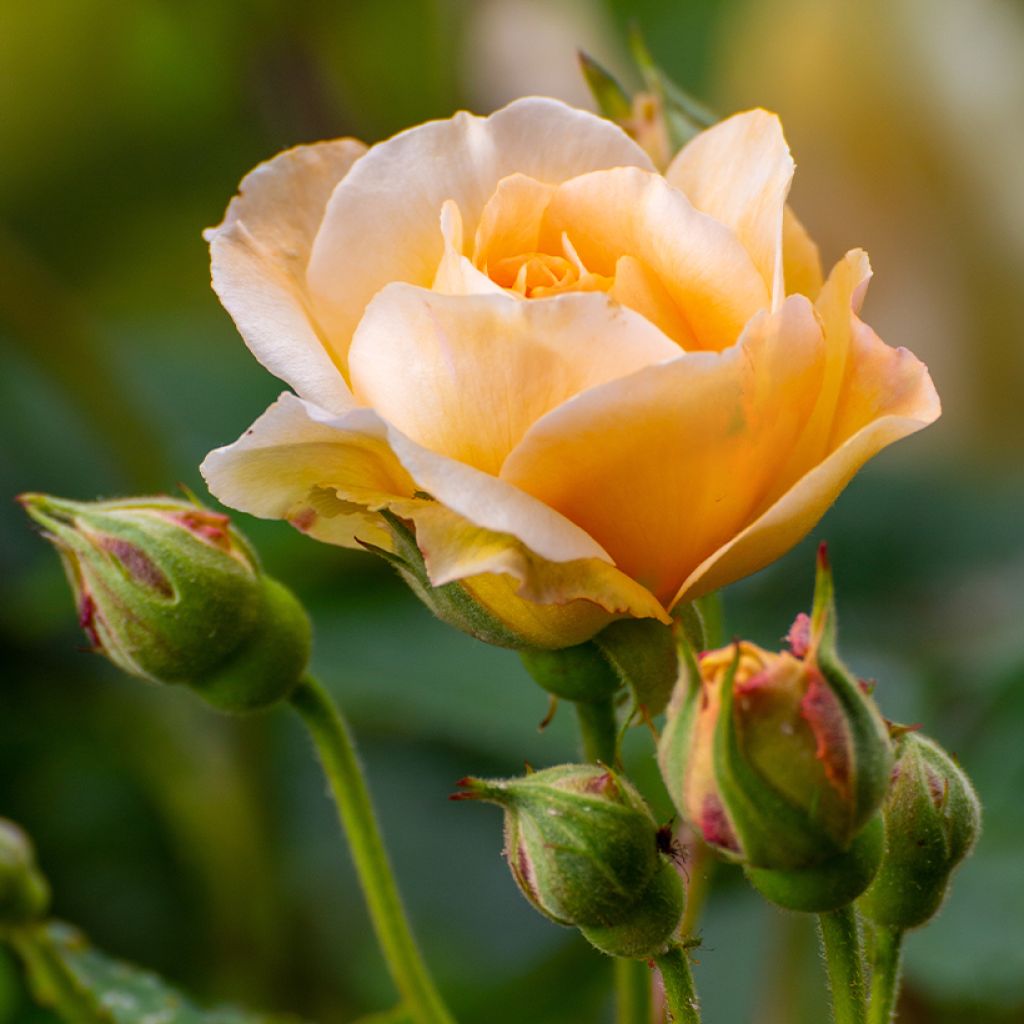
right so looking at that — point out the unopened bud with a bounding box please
[453,764,683,957]
[20,494,310,712]
[858,731,981,930]
[658,548,892,911]
[0,820,49,925]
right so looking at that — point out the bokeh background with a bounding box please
[2,1,1023,1021]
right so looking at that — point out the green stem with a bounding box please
[654,945,701,1023]
[868,926,904,1024]
[290,677,455,1024]
[7,926,104,1024]
[614,957,652,1024]
[818,907,868,1024]
[574,696,619,764]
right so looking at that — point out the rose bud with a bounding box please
[19,494,310,712]
[452,764,683,958]
[0,819,50,925]
[858,730,981,930]
[658,547,892,912]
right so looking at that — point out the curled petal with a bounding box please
[206,139,366,412]
[666,109,793,308]
[308,97,653,365]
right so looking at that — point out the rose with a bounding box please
[200,98,938,649]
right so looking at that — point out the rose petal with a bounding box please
[539,167,768,351]
[206,140,367,412]
[307,97,654,366]
[670,254,940,603]
[473,173,556,269]
[432,200,504,296]
[348,284,681,476]
[201,394,667,642]
[501,296,828,603]
[666,109,793,308]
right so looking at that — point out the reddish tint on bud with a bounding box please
[20,494,310,712]
[658,549,892,911]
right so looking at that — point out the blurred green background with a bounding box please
[2,1,1023,1021]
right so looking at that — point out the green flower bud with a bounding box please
[0,820,50,925]
[658,547,892,911]
[19,494,310,712]
[858,731,981,930]
[453,764,683,955]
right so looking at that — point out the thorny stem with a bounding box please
[290,676,455,1024]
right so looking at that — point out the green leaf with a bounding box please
[9,921,299,1024]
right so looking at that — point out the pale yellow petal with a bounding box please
[501,297,826,603]
[307,97,653,367]
[200,393,415,550]
[666,109,793,307]
[206,139,366,412]
[410,503,670,648]
[539,167,768,351]
[348,285,680,476]
[783,205,824,299]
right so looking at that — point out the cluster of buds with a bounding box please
[19,494,310,712]
[453,764,684,959]
[658,547,892,912]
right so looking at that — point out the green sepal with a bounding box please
[713,648,832,868]
[627,26,716,149]
[375,510,528,649]
[580,860,684,959]
[519,643,621,703]
[455,765,661,928]
[577,50,633,121]
[593,617,678,716]
[744,813,884,913]
[858,732,981,930]
[809,547,893,839]
[6,921,298,1024]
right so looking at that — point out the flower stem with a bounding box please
[574,696,619,764]
[654,945,701,1023]
[679,839,715,941]
[818,907,868,1024]
[868,926,904,1024]
[290,676,455,1024]
[615,958,652,1024]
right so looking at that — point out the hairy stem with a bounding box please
[654,945,701,1023]
[290,676,455,1024]
[574,695,619,765]
[868,926,904,1024]
[818,907,868,1024]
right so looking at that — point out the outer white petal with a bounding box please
[306,97,654,364]
[206,140,366,412]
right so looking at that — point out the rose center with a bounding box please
[488,251,578,298]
